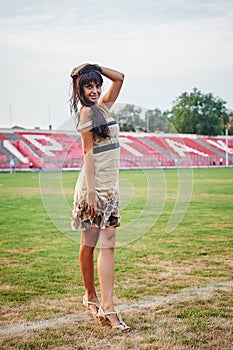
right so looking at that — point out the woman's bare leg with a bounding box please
[97,227,121,326]
[79,227,99,302]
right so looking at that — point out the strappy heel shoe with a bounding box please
[83,295,99,319]
[97,306,130,332]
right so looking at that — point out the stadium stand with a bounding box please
[0,129,232,170]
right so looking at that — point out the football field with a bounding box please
[0,168,232,349]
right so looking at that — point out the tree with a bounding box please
[110,104,145,131]
[145,108,162,132]
[170,88,228,136]
[225,111,233,135]
[145,108,174,133]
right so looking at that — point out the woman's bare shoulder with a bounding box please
[79,106,93,123]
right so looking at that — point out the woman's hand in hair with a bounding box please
[70,63,88,77]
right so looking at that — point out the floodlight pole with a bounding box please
[225,125,229,167]
[10,102,12,127]
[146,112,150,132]
[48,104,52,130]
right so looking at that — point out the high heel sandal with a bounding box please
[97,306,130,332]
[83,295,99,319]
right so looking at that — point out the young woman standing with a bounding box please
[70,63,130,331]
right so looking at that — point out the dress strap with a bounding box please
[78,120,93,131]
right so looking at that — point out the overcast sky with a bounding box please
[1,0,233,130]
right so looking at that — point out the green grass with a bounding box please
[0,168,233,349]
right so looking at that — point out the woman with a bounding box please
[70,63,130,331]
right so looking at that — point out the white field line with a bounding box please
[0,281,232,336]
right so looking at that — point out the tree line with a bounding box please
[110,88,233,136]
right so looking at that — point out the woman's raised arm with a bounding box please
[99,66,124,110]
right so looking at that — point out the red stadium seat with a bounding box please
[0,130,232,169]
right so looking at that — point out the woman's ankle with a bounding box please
[85,292,98,302]
[101,303,115,312]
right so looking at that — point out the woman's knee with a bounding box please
[80,227,99,247]
[98,227,116,248]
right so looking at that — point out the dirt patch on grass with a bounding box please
[134,254,232,288]
[208,223,233,227]
[0,285,232,350]
[1,187,40,198]
[0,296,81,328]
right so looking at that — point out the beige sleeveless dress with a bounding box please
[71,115,120,231]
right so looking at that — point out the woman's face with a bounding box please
[83,81,102,104]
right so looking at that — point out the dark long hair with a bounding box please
[71,65,109,139]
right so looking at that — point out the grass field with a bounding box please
[0,168,233,349]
